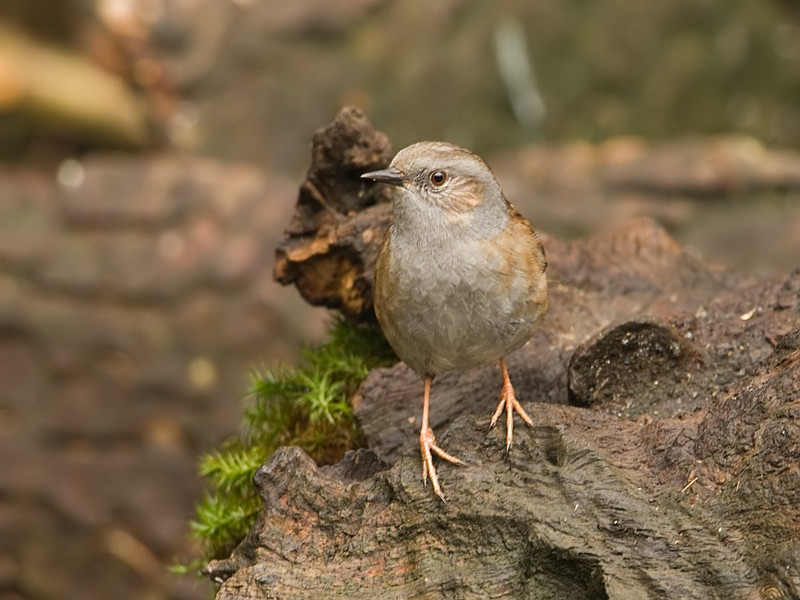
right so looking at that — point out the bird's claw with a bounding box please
[420,426,464,500]
[490,380,533,452]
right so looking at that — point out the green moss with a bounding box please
[190,316,396,559]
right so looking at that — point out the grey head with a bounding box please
[361,141,510,235]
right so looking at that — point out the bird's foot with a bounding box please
[490,379,533,452]
[420,426,465,500]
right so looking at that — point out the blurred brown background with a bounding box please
[1,1,800,599]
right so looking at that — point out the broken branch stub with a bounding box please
[273,106,394,321]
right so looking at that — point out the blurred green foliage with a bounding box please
[355,1,800,153]
[5,1,800,167]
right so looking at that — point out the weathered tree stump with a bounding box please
[208,109,800,599]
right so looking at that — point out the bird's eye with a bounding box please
[429,170,447,186]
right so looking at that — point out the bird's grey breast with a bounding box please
[381,216,537,375]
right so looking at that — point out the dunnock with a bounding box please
[362,141,548,499]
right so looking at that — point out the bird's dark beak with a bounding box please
[361,167,405,187]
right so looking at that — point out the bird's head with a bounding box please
[361,141,506,219]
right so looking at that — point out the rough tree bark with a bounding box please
[206,108,800,599]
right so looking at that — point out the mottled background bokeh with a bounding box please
[1,1,800,599]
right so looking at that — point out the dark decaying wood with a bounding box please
[273,106,394,321]
[215,110,800,599]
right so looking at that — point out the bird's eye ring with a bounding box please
[429,170,447,186]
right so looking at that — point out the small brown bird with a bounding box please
[362,141,548,499]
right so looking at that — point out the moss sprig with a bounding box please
[190,316,395,559]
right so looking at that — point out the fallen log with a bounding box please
[207,109,800,599]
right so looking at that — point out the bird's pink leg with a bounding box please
[420,376,464,499]
[490,358,533,451]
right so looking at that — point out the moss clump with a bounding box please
[190,316,396,559]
